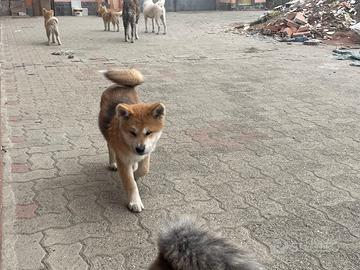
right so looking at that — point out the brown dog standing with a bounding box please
[98,5,122,32]
[98,69,165,212]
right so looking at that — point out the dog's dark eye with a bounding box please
[145,131,152,136]
[130,131,137,137]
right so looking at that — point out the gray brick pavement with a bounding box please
[1,11,360,270]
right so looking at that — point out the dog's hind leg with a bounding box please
[107,144,117,171]
[46,29,51,45]
[144,16,148,33]
[51,31,55,43]
[135,23,139,40]
[155,18,160,34]
[151,18,155,33]
[130,21,135,43]
[54,30,62,45]
[103,19,107,31]
[123,21,129,42]
[161,14,166,34]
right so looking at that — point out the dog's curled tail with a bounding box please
[101,68,144,87]
[154,218,264,270]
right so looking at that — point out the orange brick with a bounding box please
[293,31,311,37]
[294,12,307,25]
[281,27,293,37]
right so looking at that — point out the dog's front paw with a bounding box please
[109,163,117,171]
[128,199,144,212]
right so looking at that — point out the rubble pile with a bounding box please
[241,0,359,41]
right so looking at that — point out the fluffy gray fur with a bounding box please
[149,218,265,270]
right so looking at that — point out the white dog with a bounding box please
[143,0,166,34]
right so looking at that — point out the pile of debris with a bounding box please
[237,0,360,42]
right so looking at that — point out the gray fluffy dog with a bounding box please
[149,218,265,270]
[122,0,140,42]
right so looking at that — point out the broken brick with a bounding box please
[286,12,297,21]
[281,27,293,37]
[285,19,300,29]
[298,24,311,32]
[293,31,311,37]
[293,12,307,25]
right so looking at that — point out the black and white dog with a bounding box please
[149,218,265,270]
[122,0,140,42]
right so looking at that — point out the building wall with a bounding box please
[1,0,264,16]
[54,0,98,15]
[139,0,216,12]
[1,0,27,15]
[0,0,11,15]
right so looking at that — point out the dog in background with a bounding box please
[98,5,122,32]
[122,0,140,42]
[42,8,61,46]
[98,68,165,212]
[143,0,166,35]
[149,218,265,270]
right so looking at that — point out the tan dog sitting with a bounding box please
[98,5,122,32]
[42,8,61,46]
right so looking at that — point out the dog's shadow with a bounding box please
[80,162,149,209]
[30,41,58,46]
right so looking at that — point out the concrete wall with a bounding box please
[0,0,11,15]
[174,0,216,11]
[140,0,216,12]
[54,0,97,15]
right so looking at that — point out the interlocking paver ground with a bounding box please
[1,11,360,270]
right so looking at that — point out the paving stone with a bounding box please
[68,195,104,223]
[123,247,157,270]
[103,204,142,233]
[2,11,360,270]
[29,153,55,170]
[57,158,83,176]
[46,243,88,270]
[10,168,58,183]
[44,221,109,246]
[15,233,46,270]
[15,212,73,234]
[8,182,35,204]
[83,230,151,258]
[35,188,68,214]
[90,254,126,270]
[172,178,210,202]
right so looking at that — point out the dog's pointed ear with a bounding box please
[151,103,165,119]
[116,104,132,119]
[42,8,46,14]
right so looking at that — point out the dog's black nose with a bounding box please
[135,145,146,155]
